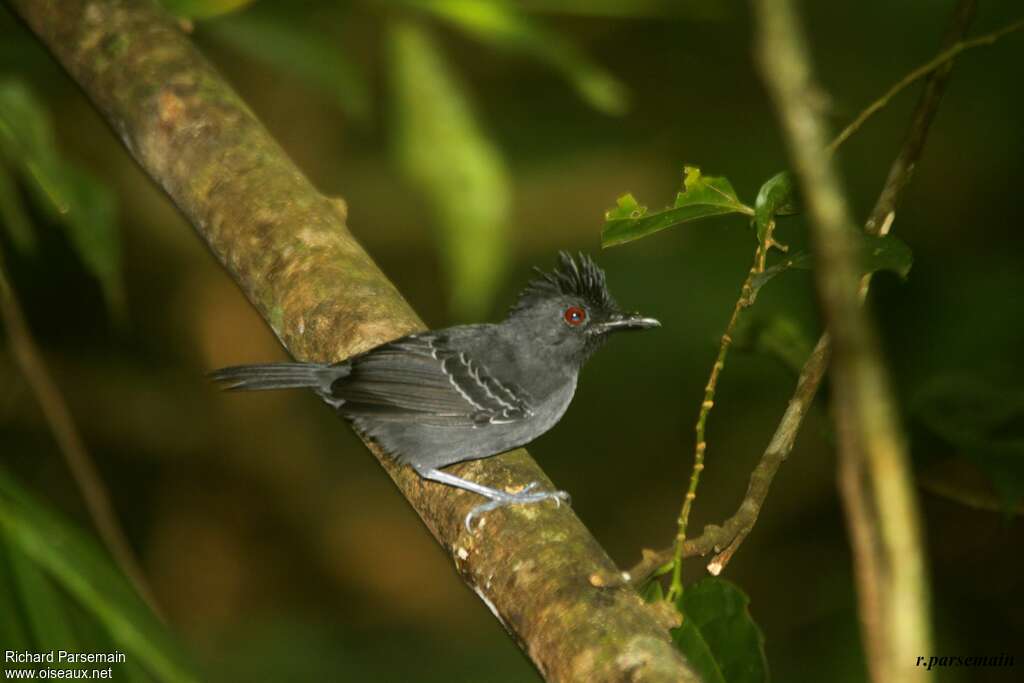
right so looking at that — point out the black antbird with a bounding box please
[210,252,659,530]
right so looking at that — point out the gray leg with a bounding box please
[415,467,570,532]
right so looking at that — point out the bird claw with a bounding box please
[464,486,572,533]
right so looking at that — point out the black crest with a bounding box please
[511,251,618,315]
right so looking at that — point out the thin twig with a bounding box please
[606,0,982,590]
[754,1,933,681]
[608,333,830,587]
[666,234,772,601]
[0,252,161,617]
[698,1,978,576]
[864,0,980,234]
[827,16,1023,155]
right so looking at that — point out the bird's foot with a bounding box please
[465,483,570,533]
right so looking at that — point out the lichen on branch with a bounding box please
[8,0,699,680]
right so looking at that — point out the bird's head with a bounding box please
[505,251,660,365]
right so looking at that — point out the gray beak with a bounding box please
[594,312,661,333]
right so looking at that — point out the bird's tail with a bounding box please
[208,362,349,392]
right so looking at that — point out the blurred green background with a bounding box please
[1,0,1022,681]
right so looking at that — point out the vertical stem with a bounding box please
[864,0,979,234]
[752,1,933,681]
[668,238,768,601]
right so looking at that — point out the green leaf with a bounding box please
[6,542,81,654]
[748,232,911,300]
[0,80,61,198]
[639,579,664,604]
[858,233,913,279]
[157,0,255,20]
[205,11,370,122]
[0,538,33,652]
[0,468,200,682]
[733,315,814,376]
[403,0,628,115]
[602,166,752,248]
[671,578,769,683]
[605,193,644,221]
[0,80,122,313]
[0,164,36,253]
[1,535,156,682]
[753,171,799,246]
[390,21,512,321]
[749,251,811,299]
[912,376,1024,513]
[52,164,123,313]
[515,0,726,19]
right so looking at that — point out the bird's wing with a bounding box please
[327,333,534,426]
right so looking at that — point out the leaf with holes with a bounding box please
[603,166,752,247]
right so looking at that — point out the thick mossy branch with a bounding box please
[8,1,698,680]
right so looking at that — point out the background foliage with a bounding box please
[0,0,1021,680]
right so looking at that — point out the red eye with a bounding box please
[563,306,586,326]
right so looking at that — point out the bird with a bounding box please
[209,251,659,531]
